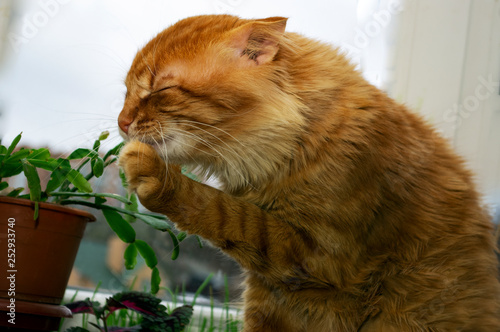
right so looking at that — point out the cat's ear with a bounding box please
[229,17,288,66]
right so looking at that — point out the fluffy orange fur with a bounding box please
[118,15,500,331]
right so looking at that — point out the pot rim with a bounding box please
[0,196,96,222]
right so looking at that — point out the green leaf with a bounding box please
[177,232,187,242]
[92,139,100,152]
[91,157,104,178]
[0,145,7,154]
[6,187,23,197]
[95,195,106,205]
[103,156,117,167]
[56,158,71,169]
[124,243,138,270]
[67,148,96,160]
[135,213,171,231]
[135,240,157,268]
[190,273,213,306]
[181,165,200,182]
[5,148,31,163]
[67,169,92,193]
[26,158,60,172]
[107,291,164,316]
[0,182,7,191]
[196,235,204,248]
[63,327,91,332]
[150,267,161,295]
[46,168,68,193]
[167,229,180,260]
[124,193,138,223]
[141,305,194,331]
[98,131,110,141]
[5,132,22,157]
[127,193,139,211]
[102,209,136,244]
[103,141,125,161]
[29,148,50,160]
[34,201,39,220]
[119,168,128,189]
[169,305,194,328]
[22,159,41,202]
[0,163,23,178]
[98,193,131,204]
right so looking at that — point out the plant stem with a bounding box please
[76,158,91,172]
[102,315,109,332]
[59,199,135,216]
[50,192,132,205]
[104,157,118,167]
[59,199,170,229]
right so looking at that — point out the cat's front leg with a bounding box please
[119,140,180,214]
[119,141,309,281]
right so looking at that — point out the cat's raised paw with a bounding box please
[119,140,172,211]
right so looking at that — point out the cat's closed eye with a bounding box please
[152,85,178,94]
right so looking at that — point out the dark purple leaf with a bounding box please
[65,300,96,314]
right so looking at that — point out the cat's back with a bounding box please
[239,34,500,330]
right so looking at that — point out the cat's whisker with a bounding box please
[172,121,244,159]
[165,127,256,190]
[45,128,120,152]
[224,105,259,118]
[169,121,257,188]
[167,126,234,159]
[174,119,247,149]
[167,121,237,156]
[165,128,220,158]
[54,111,117,119]
[154,122,174,194]
[151,32,165,77]
[149,134,169,192]
[138,48,155,77]
[55,135,123,174]
[165,122,245,167]
[29,119,117,134]
[162,128,250,185]
[129,129,147,165]
[62,43,129,74]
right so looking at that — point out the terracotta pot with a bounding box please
[0,196,95,305]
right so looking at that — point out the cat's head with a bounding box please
[118,15,304,173]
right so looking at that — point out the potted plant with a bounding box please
[0,132,185,330]
[64,291,193,332]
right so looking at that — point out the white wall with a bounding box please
[455,0,500,219]
[372,0,500,218]
[0,0,12,137]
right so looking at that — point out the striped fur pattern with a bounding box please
[118,15,500,331]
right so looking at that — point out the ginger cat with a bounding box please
[118,15,500,331]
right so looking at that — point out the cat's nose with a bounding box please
[118,112,133,134]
